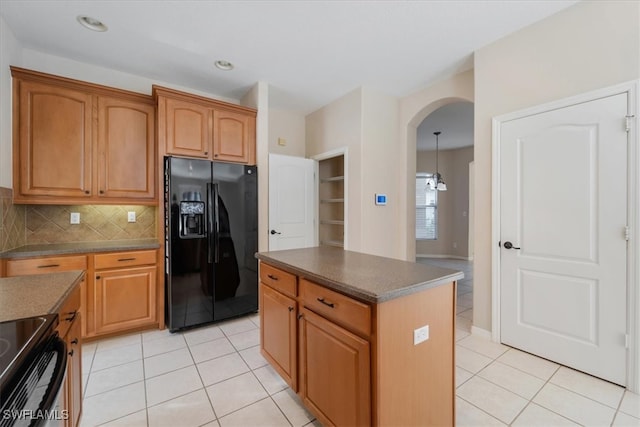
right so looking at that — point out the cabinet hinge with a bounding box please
[625,226,630,241]
[626,115,635,132]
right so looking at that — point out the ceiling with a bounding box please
[0,1,578,116]
[417,102,474,151]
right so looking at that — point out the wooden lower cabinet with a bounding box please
[299,308,370,426]
[1,248,160,339]
[260,283,297,389]
[259,261,456,426]
[56,284,82,427]
[94,265,156,335]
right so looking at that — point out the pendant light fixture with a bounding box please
[433,131,447,191]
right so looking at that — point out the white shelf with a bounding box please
[320,220,344,225]
[321,240,344,248]
[320,175,344,183]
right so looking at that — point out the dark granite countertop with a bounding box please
[0,239,160,259]
[256,246,464,304]
[0,271,85,322]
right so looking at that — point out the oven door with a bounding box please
[0,334,67,427]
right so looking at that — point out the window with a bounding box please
[416,173,437,240]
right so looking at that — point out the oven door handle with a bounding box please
[39,334,68,415]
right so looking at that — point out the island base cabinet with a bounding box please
[299,308,370,427]
[260,283,297,390]
[94,266,156,335]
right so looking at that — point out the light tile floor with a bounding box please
[80,258,640,426]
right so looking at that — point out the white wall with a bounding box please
[0,16,22,188]
[399,69,474,261]
[306,88,363,252]
[360,89,402,258]
[268,109,306,157]
[473,0,640,331]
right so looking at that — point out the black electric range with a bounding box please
[0,315,58,397]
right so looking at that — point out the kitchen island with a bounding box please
[256,246,464,426]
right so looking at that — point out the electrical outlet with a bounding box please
[127,211,136,223]
[70,212,80,224]
[413,325,429,345]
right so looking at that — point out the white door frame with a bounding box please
[491,80,639,392]
[311,147,349,250]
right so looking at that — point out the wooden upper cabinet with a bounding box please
[164,98,211,158]
[11,67,157,205]
[15,80,93,199]
[213,109,255,163]
[154,85,257,165]
[97,96,155,199]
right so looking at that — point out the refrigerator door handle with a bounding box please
[213,183,220,263]
[207,183,214,264]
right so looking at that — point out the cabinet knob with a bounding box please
[68,349,74,357]
[71,338,79,345]
[99,190,104,194]
[85,191,90,194]
[297,313,303,320]
[204,151,208,155]
[288,306,294,312]
[214,154,218,157]
[96,275,101,280]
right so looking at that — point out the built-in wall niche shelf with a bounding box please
[318,154,345,249]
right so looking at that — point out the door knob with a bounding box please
[270,230,281,235]
[503,241,521,250]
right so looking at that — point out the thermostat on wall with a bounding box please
[375,194,387,206]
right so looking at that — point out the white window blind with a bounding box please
[416,173,437,240]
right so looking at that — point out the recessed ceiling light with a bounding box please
[77,15,108,32]
[214,60,234,71]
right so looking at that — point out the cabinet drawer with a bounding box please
[94,250,157,270]
[300,279,371,337]
[5,255,87,276]
[260,263,297,298]
[56,284,81,339]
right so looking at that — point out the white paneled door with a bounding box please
[268,154,316,250]
[500,93,629,385]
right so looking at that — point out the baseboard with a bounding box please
[416,254,473,261]
[471,325,492,339]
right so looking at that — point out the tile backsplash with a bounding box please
[0,187,26,252]
[26,205,156,244]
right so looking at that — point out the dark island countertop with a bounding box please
[0,238,160,259]
[256,246,464,304]
[0,271,85,322]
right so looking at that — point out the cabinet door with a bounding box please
[212,109,255,164]
[299,308,370,427]
[97,96,155,200]
[66,314,82,427]
[260,283,297,390]
[15,80,92,199]
[94,266,156,334]
[164,97,211,158]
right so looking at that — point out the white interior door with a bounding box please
[500,93,628,385]
[269,154,316,250]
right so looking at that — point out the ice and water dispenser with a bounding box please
[179,191,205,238]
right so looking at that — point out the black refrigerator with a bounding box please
[164,156,258,331]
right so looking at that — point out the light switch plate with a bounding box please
[413,325,429,345]
[127,211,136,223]
[70,212,80,224]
